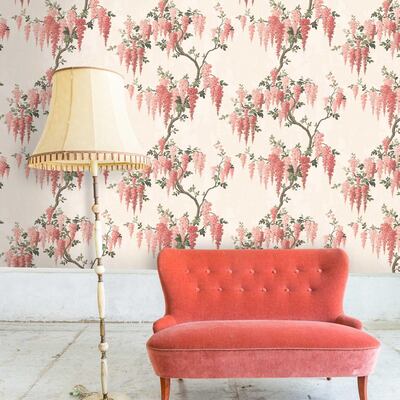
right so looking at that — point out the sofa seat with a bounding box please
[147,319,380,379]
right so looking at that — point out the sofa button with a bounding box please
[261,288,267,292]
[206,269,211,274]
[196,287,200,292]
[218,287,223,292]
[272,269,277,274]
[228,268,233,274]
[249,269,255,274]
[185,269,190,274]
[295,268,300,273]
[308,288,313,292]
[317,268,323,273]
[284,288,290,292]
[240,287,245,292]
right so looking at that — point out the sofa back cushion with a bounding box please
[158,248,348,323]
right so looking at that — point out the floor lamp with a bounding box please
[28,66,149,400]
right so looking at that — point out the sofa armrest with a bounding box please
[153,315,177,333]
[334,314,363,330]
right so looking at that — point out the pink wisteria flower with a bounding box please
[0,17,10,41]
[352,70,400,126]
[234,209,318,250]
[323,210,346,249]
[338,1,400,75]
[0,156,10,179]
[116,2,208,79]
[5,207,120,268]
[229,74,323,144]
[127,202,224,255]
[351,206,400,271]
[341,70,400,212]
[342,136,400,213]
[15,0,113,54]
[239,0,336,55]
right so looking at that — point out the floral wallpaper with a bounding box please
[0,0,399,272]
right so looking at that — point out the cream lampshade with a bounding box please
[28,66,148,171]
[28,66,149,400]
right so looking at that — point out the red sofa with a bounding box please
[147,249,380,400]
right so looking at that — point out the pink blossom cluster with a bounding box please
[15,0,111,54]
[341,39,369,76]
[4,85,51,145]
[4,251,32,268]
[341,1,400,75]
[0,17,10,40]
[4,237,33,267]
[213,156,234,183]
[89,0,112,45]
[117,174,148,214]
[229,107,257,144]
[0,156,10,179]
[241,147,292,195]
[326,87,346,113]
[235,211,318,249]
[342,141,400,212]
[353,78,400,126]
[134,65,223,124]
[152,145,208,195]
[240,0,335,54]
[239,132,336,194]
[129,202,224,255]
[229,77,318,143]
[4,215,94,267]
[323,226,346,248]
[202,63,224,115]
[138,77,200,125]
[213,17,234,44]
[201,201,224,249]
[117,4,207,78]
[116,18,146,76]
[246,11,291,55]
[314,0,336,46]
[341,164,370,215]
[352,213,400,267]
[106,225,122,251]
[313,132,336,184]
[133,214,200,255]
[27,168,78,195]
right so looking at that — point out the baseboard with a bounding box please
[0,268,399,322]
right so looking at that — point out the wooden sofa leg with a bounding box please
[160,377,171,400]
[357,376,368,400]
[326,377,331,381]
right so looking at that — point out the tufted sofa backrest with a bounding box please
[158,248,349,323]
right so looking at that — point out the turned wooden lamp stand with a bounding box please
[85,160,129,400]
[28,66,149,400]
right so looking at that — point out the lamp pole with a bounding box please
[91,160,109,400]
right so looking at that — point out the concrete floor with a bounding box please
[0,322,399,400]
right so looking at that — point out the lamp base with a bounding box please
[70,385,132,400]
[85,394,132,400]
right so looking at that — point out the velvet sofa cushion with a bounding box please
[147,320,380,379]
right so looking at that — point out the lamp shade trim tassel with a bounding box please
[28,150,150,171]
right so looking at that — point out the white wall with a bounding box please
[0,269,399,322]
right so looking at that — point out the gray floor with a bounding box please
[0,322,399,400]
